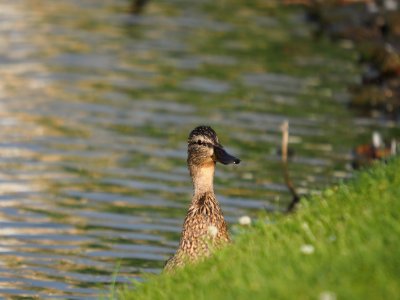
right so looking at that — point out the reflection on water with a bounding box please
[0,0,391,298]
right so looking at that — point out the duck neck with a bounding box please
[189,162,216,198]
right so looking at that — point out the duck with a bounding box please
[164,126,240,272]
[352,131,397,169]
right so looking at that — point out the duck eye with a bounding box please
[197,140,202,145]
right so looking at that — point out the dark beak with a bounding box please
[214,145,241,165]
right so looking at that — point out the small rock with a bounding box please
[238,216,252,226]
[300,244,315,254]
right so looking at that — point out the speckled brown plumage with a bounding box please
[164,126,240,272]
[164,192,230,271]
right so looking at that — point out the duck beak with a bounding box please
[214,145,241,165]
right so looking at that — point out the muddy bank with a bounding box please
[284,0,399,167]
[287,1,400,119]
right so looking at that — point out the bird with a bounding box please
[352,131,397,169]
[164,126,240,272]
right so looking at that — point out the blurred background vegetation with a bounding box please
[0,0,398,298]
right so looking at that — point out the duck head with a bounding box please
[187,126,240,168]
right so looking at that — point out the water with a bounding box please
[0,0,396,298]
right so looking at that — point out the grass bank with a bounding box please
[118,157,400,300]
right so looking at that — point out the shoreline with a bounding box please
[118,156,400,299]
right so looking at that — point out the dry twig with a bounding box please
[280,121,300,212]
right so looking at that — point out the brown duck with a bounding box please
[164,126,240,271]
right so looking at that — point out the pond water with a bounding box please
[0,0,395,298]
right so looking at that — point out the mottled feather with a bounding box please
[164,192,229,271]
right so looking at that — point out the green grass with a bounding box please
[117,156,400,300]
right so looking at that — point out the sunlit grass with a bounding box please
[117,156,400,299]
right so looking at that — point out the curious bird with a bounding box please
[164,126,240,271]
[352,131,397,169]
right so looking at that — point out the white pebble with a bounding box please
[300,244,315,255]
[238,215,251,226]
[319,291,336,300]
